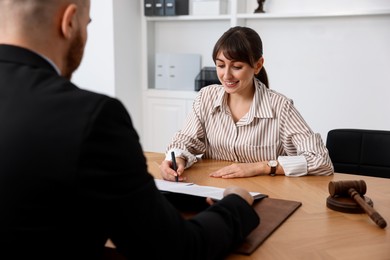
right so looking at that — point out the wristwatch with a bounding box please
[267,160,278,176]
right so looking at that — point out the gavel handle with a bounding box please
[349,188,387,229]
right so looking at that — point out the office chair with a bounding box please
[326,129,390,178]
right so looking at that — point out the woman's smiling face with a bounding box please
[215,51,262,94]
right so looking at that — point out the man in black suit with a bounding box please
[0,1,259,259]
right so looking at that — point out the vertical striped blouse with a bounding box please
[165,79,334,176]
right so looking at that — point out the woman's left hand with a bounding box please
[209,162,264,178]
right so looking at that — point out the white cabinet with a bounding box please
[143,90,196,152]
[144,97,185,153]
[139,0,390,152]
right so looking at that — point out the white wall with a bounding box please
[247,0,390,14]
[72,0,142,134]
[113,0,142,134]
[72,1,115,97]
[257,15,390,141]
[244,0,390,141]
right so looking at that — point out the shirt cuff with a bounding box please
[277,155,308,177]
[165,148,197,169]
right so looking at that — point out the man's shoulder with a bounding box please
[70,87,124,115]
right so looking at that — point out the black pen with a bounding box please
[171,151,178,182]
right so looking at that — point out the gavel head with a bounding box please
[329,180,367,197]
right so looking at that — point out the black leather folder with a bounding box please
[162,192,302,255]
[235,197,302,255]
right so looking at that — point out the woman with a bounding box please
[160,26,333,181]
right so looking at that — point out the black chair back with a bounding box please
[326,129,390,178]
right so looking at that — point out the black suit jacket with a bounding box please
[0,45,259,259]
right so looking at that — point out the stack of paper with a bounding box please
[154,179,266,201]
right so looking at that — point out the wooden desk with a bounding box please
[145,152,390,260]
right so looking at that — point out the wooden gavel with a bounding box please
[329,180,387,229]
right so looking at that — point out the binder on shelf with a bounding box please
[144,0,154,16]
[146,0,189,16]
[154,0,165,16]
[165,0,175,16]
[176,0,189,15]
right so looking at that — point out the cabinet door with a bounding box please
[143,98,188,153]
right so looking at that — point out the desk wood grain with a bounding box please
[144,152,390,260]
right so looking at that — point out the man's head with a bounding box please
[0,0,91,79]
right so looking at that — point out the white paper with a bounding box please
[154,179,264,201]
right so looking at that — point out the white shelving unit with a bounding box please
[140,0,390,153]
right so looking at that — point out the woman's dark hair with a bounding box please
[212,26,269,88]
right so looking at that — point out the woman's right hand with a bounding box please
[159,157,186,182]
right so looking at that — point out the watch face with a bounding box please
[268,160,278,167]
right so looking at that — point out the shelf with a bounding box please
[144,9,390,22]
[237,9,390,19]
[145,14,231,22]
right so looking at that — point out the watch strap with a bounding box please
[268,160,278,176]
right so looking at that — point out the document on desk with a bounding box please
[154,179,266,201]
